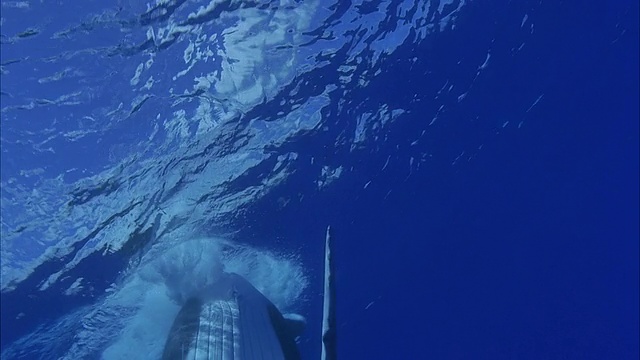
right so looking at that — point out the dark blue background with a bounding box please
[252,1,639,359]
[337,1,639,358]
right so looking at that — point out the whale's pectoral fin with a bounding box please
[321,226,337,360]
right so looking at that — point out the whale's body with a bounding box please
[162,273,302,360]
[162,227,336,360]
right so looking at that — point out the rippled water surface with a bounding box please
[1,0,638,359]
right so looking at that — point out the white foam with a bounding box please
[101,238,307,359]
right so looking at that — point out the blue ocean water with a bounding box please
[1,0,638,359]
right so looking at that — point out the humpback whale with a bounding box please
[162,227,336,359]
[161,272,305,359]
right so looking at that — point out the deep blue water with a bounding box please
[1,0,638,359]
[249,1,640,358]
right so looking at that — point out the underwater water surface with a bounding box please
[1,0,638,359]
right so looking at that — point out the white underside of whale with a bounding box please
[162,273,302,360]
[185,299,288,359]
